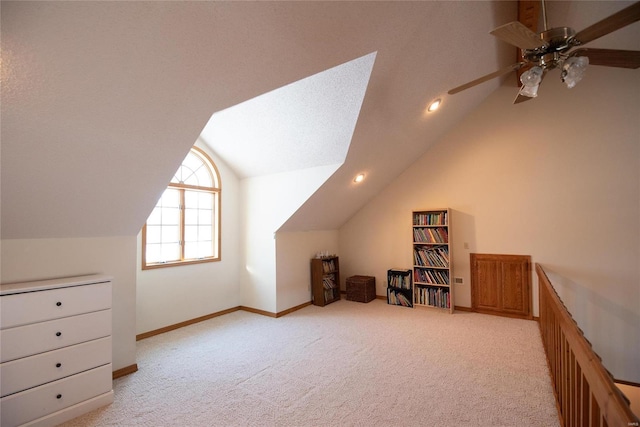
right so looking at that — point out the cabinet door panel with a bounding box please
[474,258,500,311]
[501,260,528,315]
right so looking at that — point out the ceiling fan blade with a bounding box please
[570,48,640,69]
[573,2,640,45]
[490,21,548,50]
[448,62,526,95]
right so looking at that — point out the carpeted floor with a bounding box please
[60,299,560,426]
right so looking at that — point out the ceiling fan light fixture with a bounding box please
[562,56,589,89]
[520,66,544,88]
[519,83,540,98]
[518,66,544,98]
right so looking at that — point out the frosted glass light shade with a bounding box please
[562,56,589,89]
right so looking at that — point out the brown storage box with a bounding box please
[346,275,376,303]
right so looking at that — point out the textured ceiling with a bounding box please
[1,1,636,239]
[200,52,376,179]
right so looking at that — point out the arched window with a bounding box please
[142,146,221,269]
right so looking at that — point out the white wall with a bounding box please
[339,66,639,382]
[0,236,137,371]
[240,164,340,313]
[136,142,241,334]
[275,230,339,312]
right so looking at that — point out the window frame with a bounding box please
[141,146,221,270]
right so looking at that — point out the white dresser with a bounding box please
[1,275,114,427]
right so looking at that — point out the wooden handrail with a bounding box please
[536,263,638,427]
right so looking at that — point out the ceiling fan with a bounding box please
[448,1,640,103]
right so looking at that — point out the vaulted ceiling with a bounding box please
[2,1,636,239]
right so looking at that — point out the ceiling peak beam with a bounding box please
[516,1,542,83]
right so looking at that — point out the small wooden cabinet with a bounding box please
[310,256,340,307]
[0,275,114,427]
[470,253,532,319]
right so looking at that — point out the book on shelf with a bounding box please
[413,227,449,244]
[413,245,449,267]
[415,286,450,308]
[322,275,337,289]
[324,288,337,302]
[413,211,448,226]
[322,259,336,273]
[387,289,412,307]
[388,272,411,289]
[413,268,450,285]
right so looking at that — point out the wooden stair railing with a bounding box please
[536,263,638,427]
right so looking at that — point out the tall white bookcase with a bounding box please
[412,208,453,313]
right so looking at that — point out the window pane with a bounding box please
[147,241,180,264]
[147,207,162,225]
[184,208,198,225]
[199,240,213,258]
[199,225,212,239]
[162,207,180,225]
[199,209,213,225]
[184,225,198,242]
[184,240,213,259]
[184,242,198,260]
[182,153,202,175]
[199,192,213,209]
[146,243,162,263]
[184,191,198,208]
[161,188,180,206]
[146,225,162,244]
[182,167,200,186]
[161,226,180,243]
[175,164,201,185]
[185,191,213,209]
[193,166,212,187]
[161,243,181,262]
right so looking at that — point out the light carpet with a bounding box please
[60,299,560,426]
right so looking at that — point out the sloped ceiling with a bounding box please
[2,1,635,239]
[200,52,377,179]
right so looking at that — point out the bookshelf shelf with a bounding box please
[412,209,453,313]
[310,256,340,307]
[387,269,413,307]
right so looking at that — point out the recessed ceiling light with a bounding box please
[354,173,365,183]
[427,98,442,112]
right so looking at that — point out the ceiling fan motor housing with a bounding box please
[523,27,576,69]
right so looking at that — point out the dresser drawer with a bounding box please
[1,281,111,329]
[0,364,112,427]
[1,336,111,397]
[0,310,111,363]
